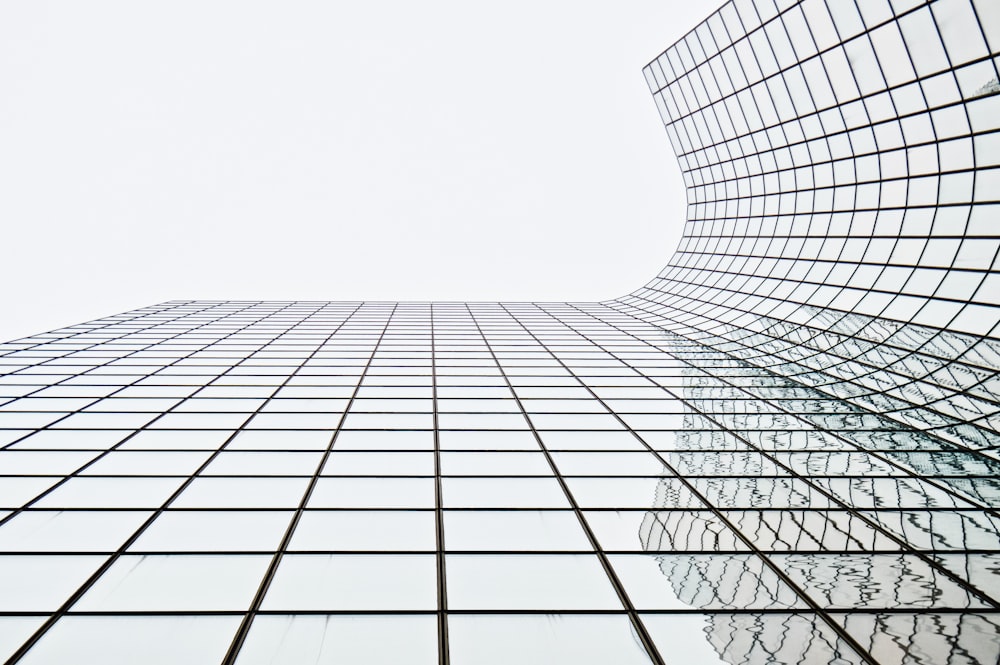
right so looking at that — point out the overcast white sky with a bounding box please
[0,1,708,342]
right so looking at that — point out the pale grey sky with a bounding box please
[0,1,707,342]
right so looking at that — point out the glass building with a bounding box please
[1,0,998,663]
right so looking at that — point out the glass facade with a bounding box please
[0,1,998,664]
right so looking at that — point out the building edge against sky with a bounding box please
[0,1,999,664]
[617,0,1000,447]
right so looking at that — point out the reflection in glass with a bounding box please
[642,613,867,665]
[1,0,999,662]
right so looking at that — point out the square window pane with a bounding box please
[0,555,105,611]
[308,478,435,508]
[225,430,331,451]
[448,614,654,665]
[0,478,59,509]
[441,452,551,476]
[235,615,437,665]
[18,616,240,665]
[119,430,232,450]
[172,478,310,508]
[443,478,569,508]
[608,554,807,610]
[34,477,183,508]
[13,429,127,450]
[0,451,99,476]
[540,431,645,451]
[566,478,704,509]
[438,430,539,450]
[202,451,322,476]
[334,430,434,450]
[261,554,436,611]
[641,613,867,665]
[552,452,668,476]
[130,511,294,552]
[80,451,211,476]
[73,554,270,611]
[585,510,747,552]
[289,511,436,551]
[0,511,151,552]
[321,451,434,476]
[446,554,621,610]
[771,554,986,609]
[687,478,832,508]
[444,510,592,551]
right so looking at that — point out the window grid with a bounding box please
[1,0,999,663]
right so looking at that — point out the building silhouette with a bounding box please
[0,0,998,663]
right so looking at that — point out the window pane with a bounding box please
[444,510,592,551]
[0,555,105,611]
[289,511,436,551]
[73,554,270,611]
[235,615,437,665]
[18,616,240,665]
[261,554,437,611]
[448,614,654,665]
[130,511,294,552]
[446,554,621,610]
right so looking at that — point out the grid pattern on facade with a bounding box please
[620,0,1000,453]
[1,0,999,663]
[0,301,998,664]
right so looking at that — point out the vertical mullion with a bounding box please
[218,303,396,665]
[431,304,450,665]
[464,303,669,665]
